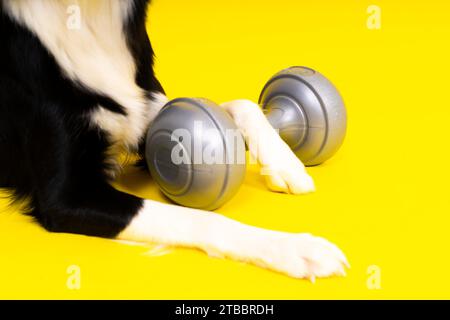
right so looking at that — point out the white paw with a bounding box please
[258,132,315,194]
[262,162,315,194]
[258,233,349,280]
[220,99,315,195]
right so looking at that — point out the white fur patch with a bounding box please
[118,200,349,280]
[3,0,165,151]
[221,100,315,194]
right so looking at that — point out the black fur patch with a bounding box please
[0,0,162,237]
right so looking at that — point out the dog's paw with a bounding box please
[258,233,349,280]
[261,162,315,195]
[220,99,315,195]
[258,135,315,194]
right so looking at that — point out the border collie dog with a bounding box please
[0,0,347,279]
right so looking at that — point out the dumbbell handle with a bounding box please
[263,95,308,152]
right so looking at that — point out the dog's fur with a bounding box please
[0,0,347,279]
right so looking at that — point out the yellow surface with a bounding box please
[1,0,449,299]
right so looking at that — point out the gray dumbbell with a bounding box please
[145,98,247,210]
[145,67,347,209]
[259,66,347,166]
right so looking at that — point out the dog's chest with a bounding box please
[4,0,152,149]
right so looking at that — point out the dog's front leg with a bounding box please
[119,200,348,279]
[221,100,315,194]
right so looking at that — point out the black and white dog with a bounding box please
[0,0,347,279]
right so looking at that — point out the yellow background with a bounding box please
[1,0,449,299]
